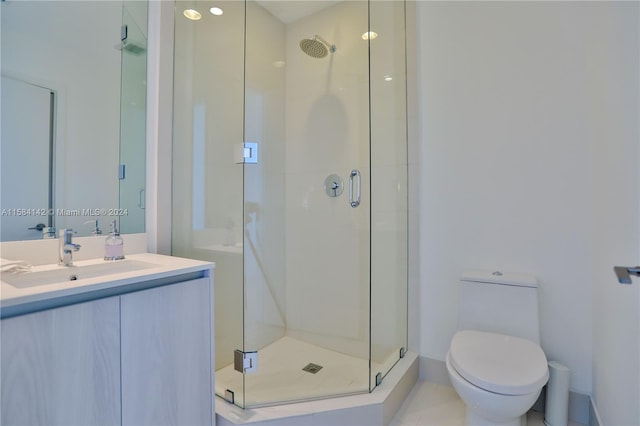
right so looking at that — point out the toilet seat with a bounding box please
[449,330,549,396]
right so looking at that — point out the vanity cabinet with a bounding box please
[1,297,121,425]
[121,277,213,425]
[1,275,214,426]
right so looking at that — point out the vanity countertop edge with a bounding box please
[1,253,214,318]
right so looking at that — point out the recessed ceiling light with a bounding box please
[210,7,223,16]
[362,31,378,41]
[183,9,202,20]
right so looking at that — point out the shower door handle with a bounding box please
[349,169,361,208]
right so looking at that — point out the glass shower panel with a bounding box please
[242,0,371,407]
[240,0,288,407]
[171,0,245,407]
[369,0,408,390]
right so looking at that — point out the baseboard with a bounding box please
[567,391,591,425]
[419,355,451,385]
[589,398,602,426]
[419,355,592,425]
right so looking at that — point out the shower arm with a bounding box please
[315,34,336,52]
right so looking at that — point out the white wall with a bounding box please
[588,3,640,425]
[145,0,175,255]
[417,1,638,398]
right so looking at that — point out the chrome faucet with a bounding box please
[84,219,102,235]
[59,229,81,266]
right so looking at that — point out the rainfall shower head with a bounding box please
[299,35,336,58]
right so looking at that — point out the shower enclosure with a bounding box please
[172,0,408,408]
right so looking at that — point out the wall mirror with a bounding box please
[0,0,147,242]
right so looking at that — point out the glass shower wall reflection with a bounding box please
[119,1,148,234]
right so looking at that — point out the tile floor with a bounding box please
[390,381,586,426]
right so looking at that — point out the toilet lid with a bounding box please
[449,330,549,395]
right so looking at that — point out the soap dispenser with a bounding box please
[104,220,125,261]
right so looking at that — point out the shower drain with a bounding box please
[302,363,323,374]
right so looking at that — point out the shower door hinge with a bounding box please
[234,142,259,164]
[234,349,258,373]
[375,372,383,386]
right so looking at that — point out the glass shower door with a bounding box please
[241,0,372,407]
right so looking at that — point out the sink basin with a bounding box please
[2,259,159,289]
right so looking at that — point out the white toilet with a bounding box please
[446,270,549,426]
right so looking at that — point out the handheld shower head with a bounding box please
[300,35,336,58]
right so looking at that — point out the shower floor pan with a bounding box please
[215,336,418,425]
[216,336,369,407]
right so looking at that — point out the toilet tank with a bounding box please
[458,269,541,344]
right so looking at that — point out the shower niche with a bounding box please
[172,0,408,409]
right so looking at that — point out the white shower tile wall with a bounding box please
[284,1,370,358]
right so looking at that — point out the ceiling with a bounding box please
[256,0,341,24]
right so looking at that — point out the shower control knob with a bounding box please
[324,174,344,198]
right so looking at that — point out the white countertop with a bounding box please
[1,253,214,315]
